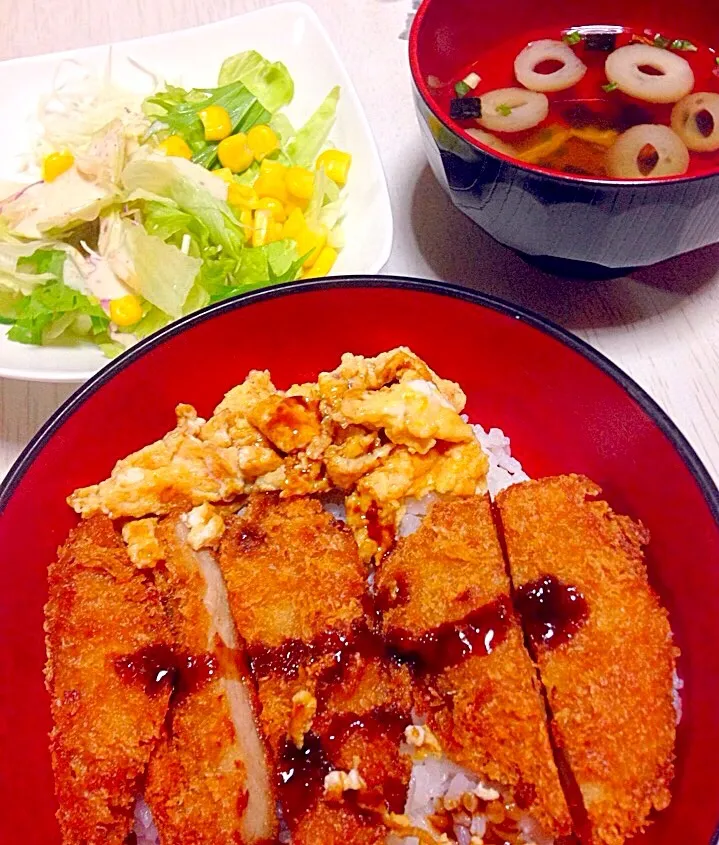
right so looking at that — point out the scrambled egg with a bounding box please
[69,347,488,561]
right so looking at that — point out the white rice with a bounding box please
[398,753,552,845]
[133,797,160,845]
[672,670,684,724]
[470,423,529,497]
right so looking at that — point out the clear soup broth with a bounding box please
[441,26,719,179]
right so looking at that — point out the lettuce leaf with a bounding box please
[6,280,113,347]
[218,51,294,114]
[287,87,340,167]
[17,247,66,278]
[123,159,246,257]
[144,80,270,170]
[129,303,170,340]
[0,242,68,295]
[121,221,201,318]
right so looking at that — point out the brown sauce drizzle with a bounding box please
[385,597,512,673]
[264,396,321,452]
[276,732,332,827]
[248,618,387,682]
[248,630,352,680]
[514,576,588,650]
[277,705,411,827]
[114,645,218,702]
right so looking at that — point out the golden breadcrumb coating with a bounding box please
[44,516,172,845]
[144,515,276,844]
[497,475,678,845]
[377,496,573,839]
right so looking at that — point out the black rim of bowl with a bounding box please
[1,276,718,844]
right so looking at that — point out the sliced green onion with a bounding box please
[563,30,582,46]
[653,34,671,49]
[495,103,513,116]
[454,80,471,97]
[602,81,619,92]
[670,39,698,51]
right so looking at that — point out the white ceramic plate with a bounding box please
[0,2,393,382]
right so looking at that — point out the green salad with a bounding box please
[0,51,351,354]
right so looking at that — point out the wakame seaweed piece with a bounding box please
[449,97,482,120]
[584,32,617,52]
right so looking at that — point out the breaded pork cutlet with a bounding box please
[292,654,415,845]
[218,494,413,839]
[497,475,677,845]
[141,514,276,845]
[44,516,172,845]
[218,494,368,755]
[377,496,573,841]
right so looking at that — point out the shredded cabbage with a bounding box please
[33,55,154,165]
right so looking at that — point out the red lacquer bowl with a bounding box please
[1,279,717,844]
[409,0,719,275]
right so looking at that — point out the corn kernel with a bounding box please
[213,167,235,183]
[254,170,289,203]
[198,105,232,141]
[285,166,315,201]
[256,196,287,222]
[158,135,193,159]
[109,295,143,327]
[218,134,254,173]
[316,150,352,186]
[294,224,328,268]
[252,209,272,247]
[227,183,258,209]
[303,246,338,278]
[283,208,307,241]
[285,197,310,215]
[42,151,75,182]
[268,221,285,243]
[239,208,254,242]
[247,124,279,161]
[260,159,286,177]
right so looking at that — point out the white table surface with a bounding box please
[1,0,718,485]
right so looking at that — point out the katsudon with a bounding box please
[46,347,679,845]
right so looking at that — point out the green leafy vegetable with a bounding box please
[602,81,619,92]
[218,51,294,113]
[17,248,67,279]
[670,39,698,51]
[495,103,513,116]
[121,221,201,318]
[286,87,340,167]
[454,80,471,97]
[0,288,21,323]
[6,280,114,348]
[653,34,671,49]
[144,81,270,169]
[563,30,582,45]
[0,242,68,295]
[124,159,246,257]
[128,303,170,340]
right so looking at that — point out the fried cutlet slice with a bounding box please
[143,515,276,844]
[377,496,573,840]
[288,654,415,845]
[219,495,411,837]
[44,515,172,845]
[496,475,677,845]
[218,493,367,754]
